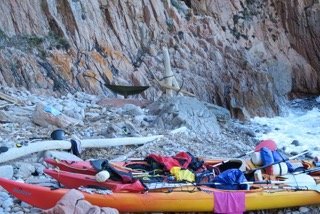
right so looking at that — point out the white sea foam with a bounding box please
[251,106,320,157]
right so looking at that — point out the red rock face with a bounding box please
[275,0,320,96]
[0,0,318,119]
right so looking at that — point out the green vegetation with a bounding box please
[40,0,48,12]
[24,35,44,46]
[0,30,70,60]
[229,0,267,41]
[166,18,175,32]
[245,0,256,6]
[233,15,241,25]
[0,29,8,49]
[229,26,249,40]
[0,29,7,39]
[48,32,70,50]
[0,33,45,51]
[171,0,190,20]
[171,0,184,12]
[80,1,86,20]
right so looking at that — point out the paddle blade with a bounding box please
[280,173,316,187]
[254,140,277,152]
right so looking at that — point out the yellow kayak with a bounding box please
[1,177,320,212]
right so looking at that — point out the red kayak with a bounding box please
[44,158,97,175]
[44,158,244,175]
[44,158,153,175]
[44,168,145,192]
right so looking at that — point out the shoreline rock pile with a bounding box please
[0,86,318,213]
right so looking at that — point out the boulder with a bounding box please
[32,104,83,128]
[0,165,14,179]
[148,96,221,135]
[42,151,83,162]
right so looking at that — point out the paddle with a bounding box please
[211,160,230,168]
[144,180,286,190]
[203,173,320,192]
[293,166,320,175]
[245,150,309,175]
[210,140,278,171]
[199,180,294,187]
[278,173,320,192]
[236,140,277,158]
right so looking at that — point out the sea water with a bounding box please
[251,97,320,157]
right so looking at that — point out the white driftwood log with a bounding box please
[110,127,188,162]
[161,47,194,97]
[0,135,163,163]
[157,81,195,96]
[0,91,21,105]
[163,46,173,96]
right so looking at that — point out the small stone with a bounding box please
[245,129,256,137]
[4,207,11,213]
[2,198,13,209]
[290,151,298,156]
[0,165,14,179]
[11,206,22,212]
[20,202,32,208]
[15,163,36,179]
[299,207,310,213]
[53,103,64,112]
[22,208,30,213]
[291,140,300,146]
[25,176,55,184]
[305,152,314,159]
[29,207,42,213]
[0,192,10,201]
[313,146,320,151]
[42,151,83,162]
[120,104,144,116]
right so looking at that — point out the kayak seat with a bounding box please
[218,160,245,172]
[90,159,134,183]
[90,159,108,172]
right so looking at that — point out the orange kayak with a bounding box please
[1,177,320,212]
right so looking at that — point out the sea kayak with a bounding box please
[1,177,320,212]
[44,158,98,175]
[44,168,146,192]
[44,158,245,175]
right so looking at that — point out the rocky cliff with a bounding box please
[0,0,319,119]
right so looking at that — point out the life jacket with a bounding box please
[145,152,204,171]
[180,152,204,171]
